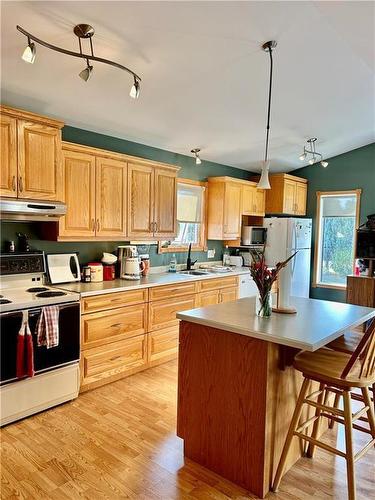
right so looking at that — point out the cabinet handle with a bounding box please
[92,218,96,232]
[149,222,153,232]
[12,176,16,191]
[19,176,23,192]
[96,219,100,232]
[154,221,158,233]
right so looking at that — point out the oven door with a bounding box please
[0,302,80,385]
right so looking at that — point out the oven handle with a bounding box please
[0,302,79,318]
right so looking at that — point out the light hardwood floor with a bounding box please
[1,360,374,499]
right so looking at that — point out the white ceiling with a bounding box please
[1,1,374,172]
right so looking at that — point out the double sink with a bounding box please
[177,269,232,276]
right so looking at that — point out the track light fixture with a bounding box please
[257,40,277,190]
[17,24,141,97]
[299,138,328,168]
[191,148,202,165]
[22,37,36,64]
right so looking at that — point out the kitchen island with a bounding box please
[176,297,375,498]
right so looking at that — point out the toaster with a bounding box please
[229,256,243,267]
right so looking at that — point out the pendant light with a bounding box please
[22,37,36,64]
[79,60,93,82]
[257,40,277,190]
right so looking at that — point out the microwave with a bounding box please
[241,226,267,246]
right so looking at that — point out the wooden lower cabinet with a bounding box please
[148,294,196,331]
[79,275,240,391]
[80,334,147,392]
[148,325,179,367]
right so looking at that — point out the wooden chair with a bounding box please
[272,320,375,500]
[326,322,374,428]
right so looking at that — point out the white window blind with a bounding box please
[177,184,203,223]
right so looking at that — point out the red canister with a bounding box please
[103,264,115,281]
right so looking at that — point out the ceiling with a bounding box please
[1,1,374,172]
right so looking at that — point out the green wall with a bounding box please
[292,142,375,302]
[1,125,252,267]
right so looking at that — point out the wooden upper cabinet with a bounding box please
[59,149,96,239]
[0,106,64,200]
[223,182,242,238]
[208,177,262,240]
[264,174,308,215]
[127,161,154,239]
[154,168,177,238]
[96,157,127,238]
[0,114,17,197]
[17,120,62,200]
[242,185,265,216]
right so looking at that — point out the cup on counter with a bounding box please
[140,254,150,276]
[103,264,115,281]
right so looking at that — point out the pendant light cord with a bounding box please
[264,47,273,163]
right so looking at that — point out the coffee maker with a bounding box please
[118,245,144,280]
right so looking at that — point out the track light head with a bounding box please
[22,39,36,64]
[299,153,306,161]
[191,148,202,165]
[321,160,329,168]
[79,63,93,82]
[308,158,315,165]
[130,78,140,99]
[257,160,271,189]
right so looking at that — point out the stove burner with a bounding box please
[0,299,12,304]
[0,295,3,298]
[36,291,67,298]
[27,287,49,293]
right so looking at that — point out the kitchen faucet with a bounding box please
[186,243,197,270]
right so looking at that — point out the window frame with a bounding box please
[313,189,361,290]
[158,178,208,253]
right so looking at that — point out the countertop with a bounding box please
[177,296,375,351]
[56,267,250,297]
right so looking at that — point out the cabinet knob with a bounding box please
[12,176,16,191]
[19,176,23,192]
[154,222,158,232]
[92,218,96,232]
[96,219,100,232]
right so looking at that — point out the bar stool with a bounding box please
[272,320,375,500]
[327,324,375,427]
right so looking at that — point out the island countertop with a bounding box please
[177,296,375,351]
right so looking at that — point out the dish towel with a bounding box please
[36,306,60,349]
[16,310,34,378]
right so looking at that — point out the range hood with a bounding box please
[0,199,67,222]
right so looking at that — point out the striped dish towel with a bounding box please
[36,306,60,349]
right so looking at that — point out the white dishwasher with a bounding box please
[238,273,258,298]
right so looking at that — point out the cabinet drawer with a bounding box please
[81,304,147,349]
[81,335,147,389]
[148,325,179,366]
[149,294,196,331]
[149,282,198,301]
[81,288,148,314]
[199,276,239,292]
[220,286,238,303]
[198,289,220,307]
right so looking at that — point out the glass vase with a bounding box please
[255,292,272,317]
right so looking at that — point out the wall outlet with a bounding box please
[207,249,215,259]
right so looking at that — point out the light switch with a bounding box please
[207,249,215,259]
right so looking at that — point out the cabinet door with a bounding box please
[223,182,242,238]
[241,185,255,215]
[17,120,62,200]
[148,325,179,367]
[220,286,238,303]
[283,180,296,214]
[198,289,220,307]
[254,189,266,216]
[148,295,196,331]
[127,162,154,239]
[295,182,307,216]
[0,114,17,197]
[95,157,127,239]
[154,168,177,238]
[59,150,96,239]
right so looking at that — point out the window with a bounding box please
[314,190,361,288]
[158,179,207,253]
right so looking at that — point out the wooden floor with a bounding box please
[1,360,374,499]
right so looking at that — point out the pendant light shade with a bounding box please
[22,39,36,64]
[257,161,271,189]
[257,41,277,190]
[130,78,140,99]
[79,63,93,82]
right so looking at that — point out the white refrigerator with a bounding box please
[263,218,312,298]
